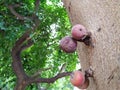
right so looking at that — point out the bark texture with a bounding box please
[62,0,120,90]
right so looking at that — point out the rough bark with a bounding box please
[62,0,120,90]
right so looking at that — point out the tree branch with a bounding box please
[34,0,40,13]
[29,72,72,84]
[11,1,41,89]
[8,4,26,20]
[11,31,31,79]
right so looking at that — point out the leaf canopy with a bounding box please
[0,0,78,89]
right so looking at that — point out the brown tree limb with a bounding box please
[11,0,40,79]
[11,31,31,79]
[8,4,26,20]
[34,0,40,13]
[29,72,72,84]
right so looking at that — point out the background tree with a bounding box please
[0,0,79,90]
[62,0,120,90]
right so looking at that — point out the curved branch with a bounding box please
[11,31,31,79]
[29,72,72,84]
[11,0,40,81]
[8,4,26,20]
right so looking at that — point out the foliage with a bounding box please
[0,0,78,89]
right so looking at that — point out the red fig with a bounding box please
[70,70,85,87]
[60,36,77,53]
[71,24,88,40]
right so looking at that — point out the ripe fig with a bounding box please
[70,70,85,87]
[71,24,88,40]
[60,36,77,53]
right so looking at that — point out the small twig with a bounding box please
[59,63,66,73]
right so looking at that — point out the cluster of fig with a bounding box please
[70,70,92,89]
[60,24,91,53]
[59,24,93,89]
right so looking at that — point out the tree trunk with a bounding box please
[62,0,120,90]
